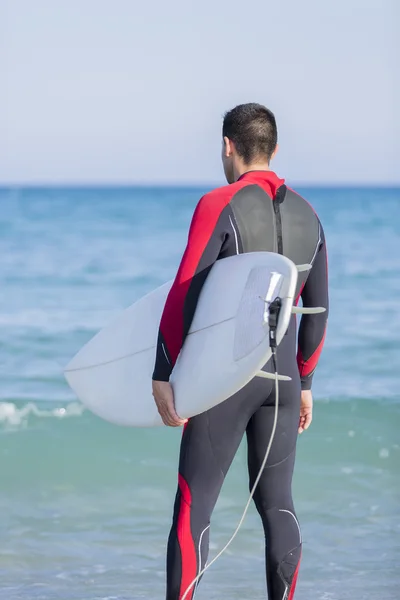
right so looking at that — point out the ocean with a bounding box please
[0,185,399,599]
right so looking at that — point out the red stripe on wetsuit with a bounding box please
[177,473,197,599]
[159,197,226,366]
[288,552,301,600]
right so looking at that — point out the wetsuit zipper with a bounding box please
[273,185,286,255]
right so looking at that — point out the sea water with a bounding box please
[0,185,399,599]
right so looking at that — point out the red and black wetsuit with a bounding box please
[153,170,329,600]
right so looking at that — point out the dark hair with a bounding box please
[222,103,278,164]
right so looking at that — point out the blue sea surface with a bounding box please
[0,185,399,599]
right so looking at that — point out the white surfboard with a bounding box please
[64,252,298,427]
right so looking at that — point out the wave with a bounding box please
[1,394,399,431]
[0,400,85,428]
[0,398,398,495]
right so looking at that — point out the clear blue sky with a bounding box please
[1,0,398,185]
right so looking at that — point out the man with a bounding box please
[152,103,329,600]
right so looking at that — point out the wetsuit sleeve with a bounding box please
[152,194,228,381]
[297,225,329,390]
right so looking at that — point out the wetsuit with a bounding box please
[152,170,329,600]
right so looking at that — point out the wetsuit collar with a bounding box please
[238,170,285,198]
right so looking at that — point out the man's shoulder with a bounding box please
[286,185,321,221]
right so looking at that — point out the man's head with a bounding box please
[221,103,278,184]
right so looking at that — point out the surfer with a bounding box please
[152,103,329,600]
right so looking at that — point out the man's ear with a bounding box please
[223,136,234,158]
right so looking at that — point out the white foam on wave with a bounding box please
[0,401,84,427]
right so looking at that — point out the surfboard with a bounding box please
[64,252,298,427]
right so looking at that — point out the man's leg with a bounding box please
[246,366,302,600]
[166,377,273,600]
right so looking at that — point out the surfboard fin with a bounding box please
[255,370,292,382]
[291,306,326,315]
[295,263,312,272]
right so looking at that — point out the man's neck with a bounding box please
[234,161,270,182]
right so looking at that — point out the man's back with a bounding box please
[154,169,328,392]
[203,170,324,294]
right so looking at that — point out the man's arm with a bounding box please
[152,193,227,382]
[297,225,329,390]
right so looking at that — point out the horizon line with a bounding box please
[1,181,399,190]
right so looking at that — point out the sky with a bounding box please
[0,0,398,185]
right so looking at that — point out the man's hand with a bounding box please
[152,380,188,427]
[298,389,313,434]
